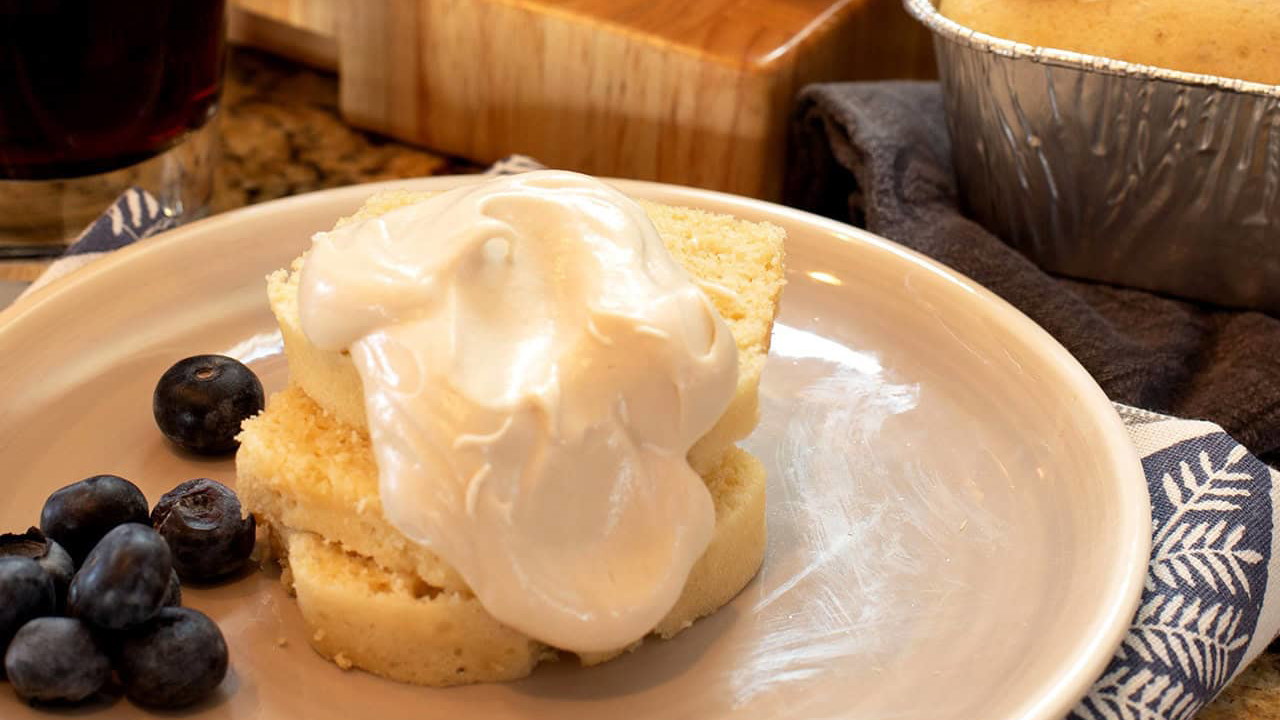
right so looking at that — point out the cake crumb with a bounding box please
[250,521,274,563]
[334,652,353,670]
[276,637,289,648]
[313,629,326,643]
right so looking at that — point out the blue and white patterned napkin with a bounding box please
[21,156,1278,719]
[1074,407,1276,720]
[22,186,180,296]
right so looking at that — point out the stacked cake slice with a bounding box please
[236,189,785,686]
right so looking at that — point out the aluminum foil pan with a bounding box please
[903,0,1280,313]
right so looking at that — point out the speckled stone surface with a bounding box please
[1201,653,1280,719]
[214,46,475,213]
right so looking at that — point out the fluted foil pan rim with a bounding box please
[902,0,1280,100]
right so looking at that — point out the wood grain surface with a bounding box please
[229,7,339,70]
[0,262,48,283]
[231,0,935,199]
[233,0,337,38]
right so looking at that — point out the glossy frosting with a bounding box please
[297,171,737,652]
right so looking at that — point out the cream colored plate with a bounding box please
[0,177,1149,720]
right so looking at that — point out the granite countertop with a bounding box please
[1211,654,1280,719]
[2,44,1278,719]
[212,48,478,215]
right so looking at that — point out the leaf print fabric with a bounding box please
[1074,418,1275,720]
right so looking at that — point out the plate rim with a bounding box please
[0,175,1151,720]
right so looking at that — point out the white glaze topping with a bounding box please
[297,171,737,652]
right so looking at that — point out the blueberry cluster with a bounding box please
[1,474,256,710]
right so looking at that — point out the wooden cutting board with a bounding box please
[230,0,934,199]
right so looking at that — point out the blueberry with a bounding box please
[40,474,150,565]
[153,354,264,455]
[0,528,74,611]
[4,617,111,704]
[152,478,256,582]
[118,607,228,709]
[0,557,55,657]
[163,569,182,607]
[68,523,171,630]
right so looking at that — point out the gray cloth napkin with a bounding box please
[787,81,1280,468]
[787,81,1280,720]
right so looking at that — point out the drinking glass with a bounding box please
[0,1,227,251]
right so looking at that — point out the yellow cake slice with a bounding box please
[242,388,767,686]
[237,187,785,686]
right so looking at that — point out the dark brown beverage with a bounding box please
[0,1,227,181]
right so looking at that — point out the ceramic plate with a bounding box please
[0,177,1149,720]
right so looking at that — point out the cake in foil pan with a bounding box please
[904,0,1280,313]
